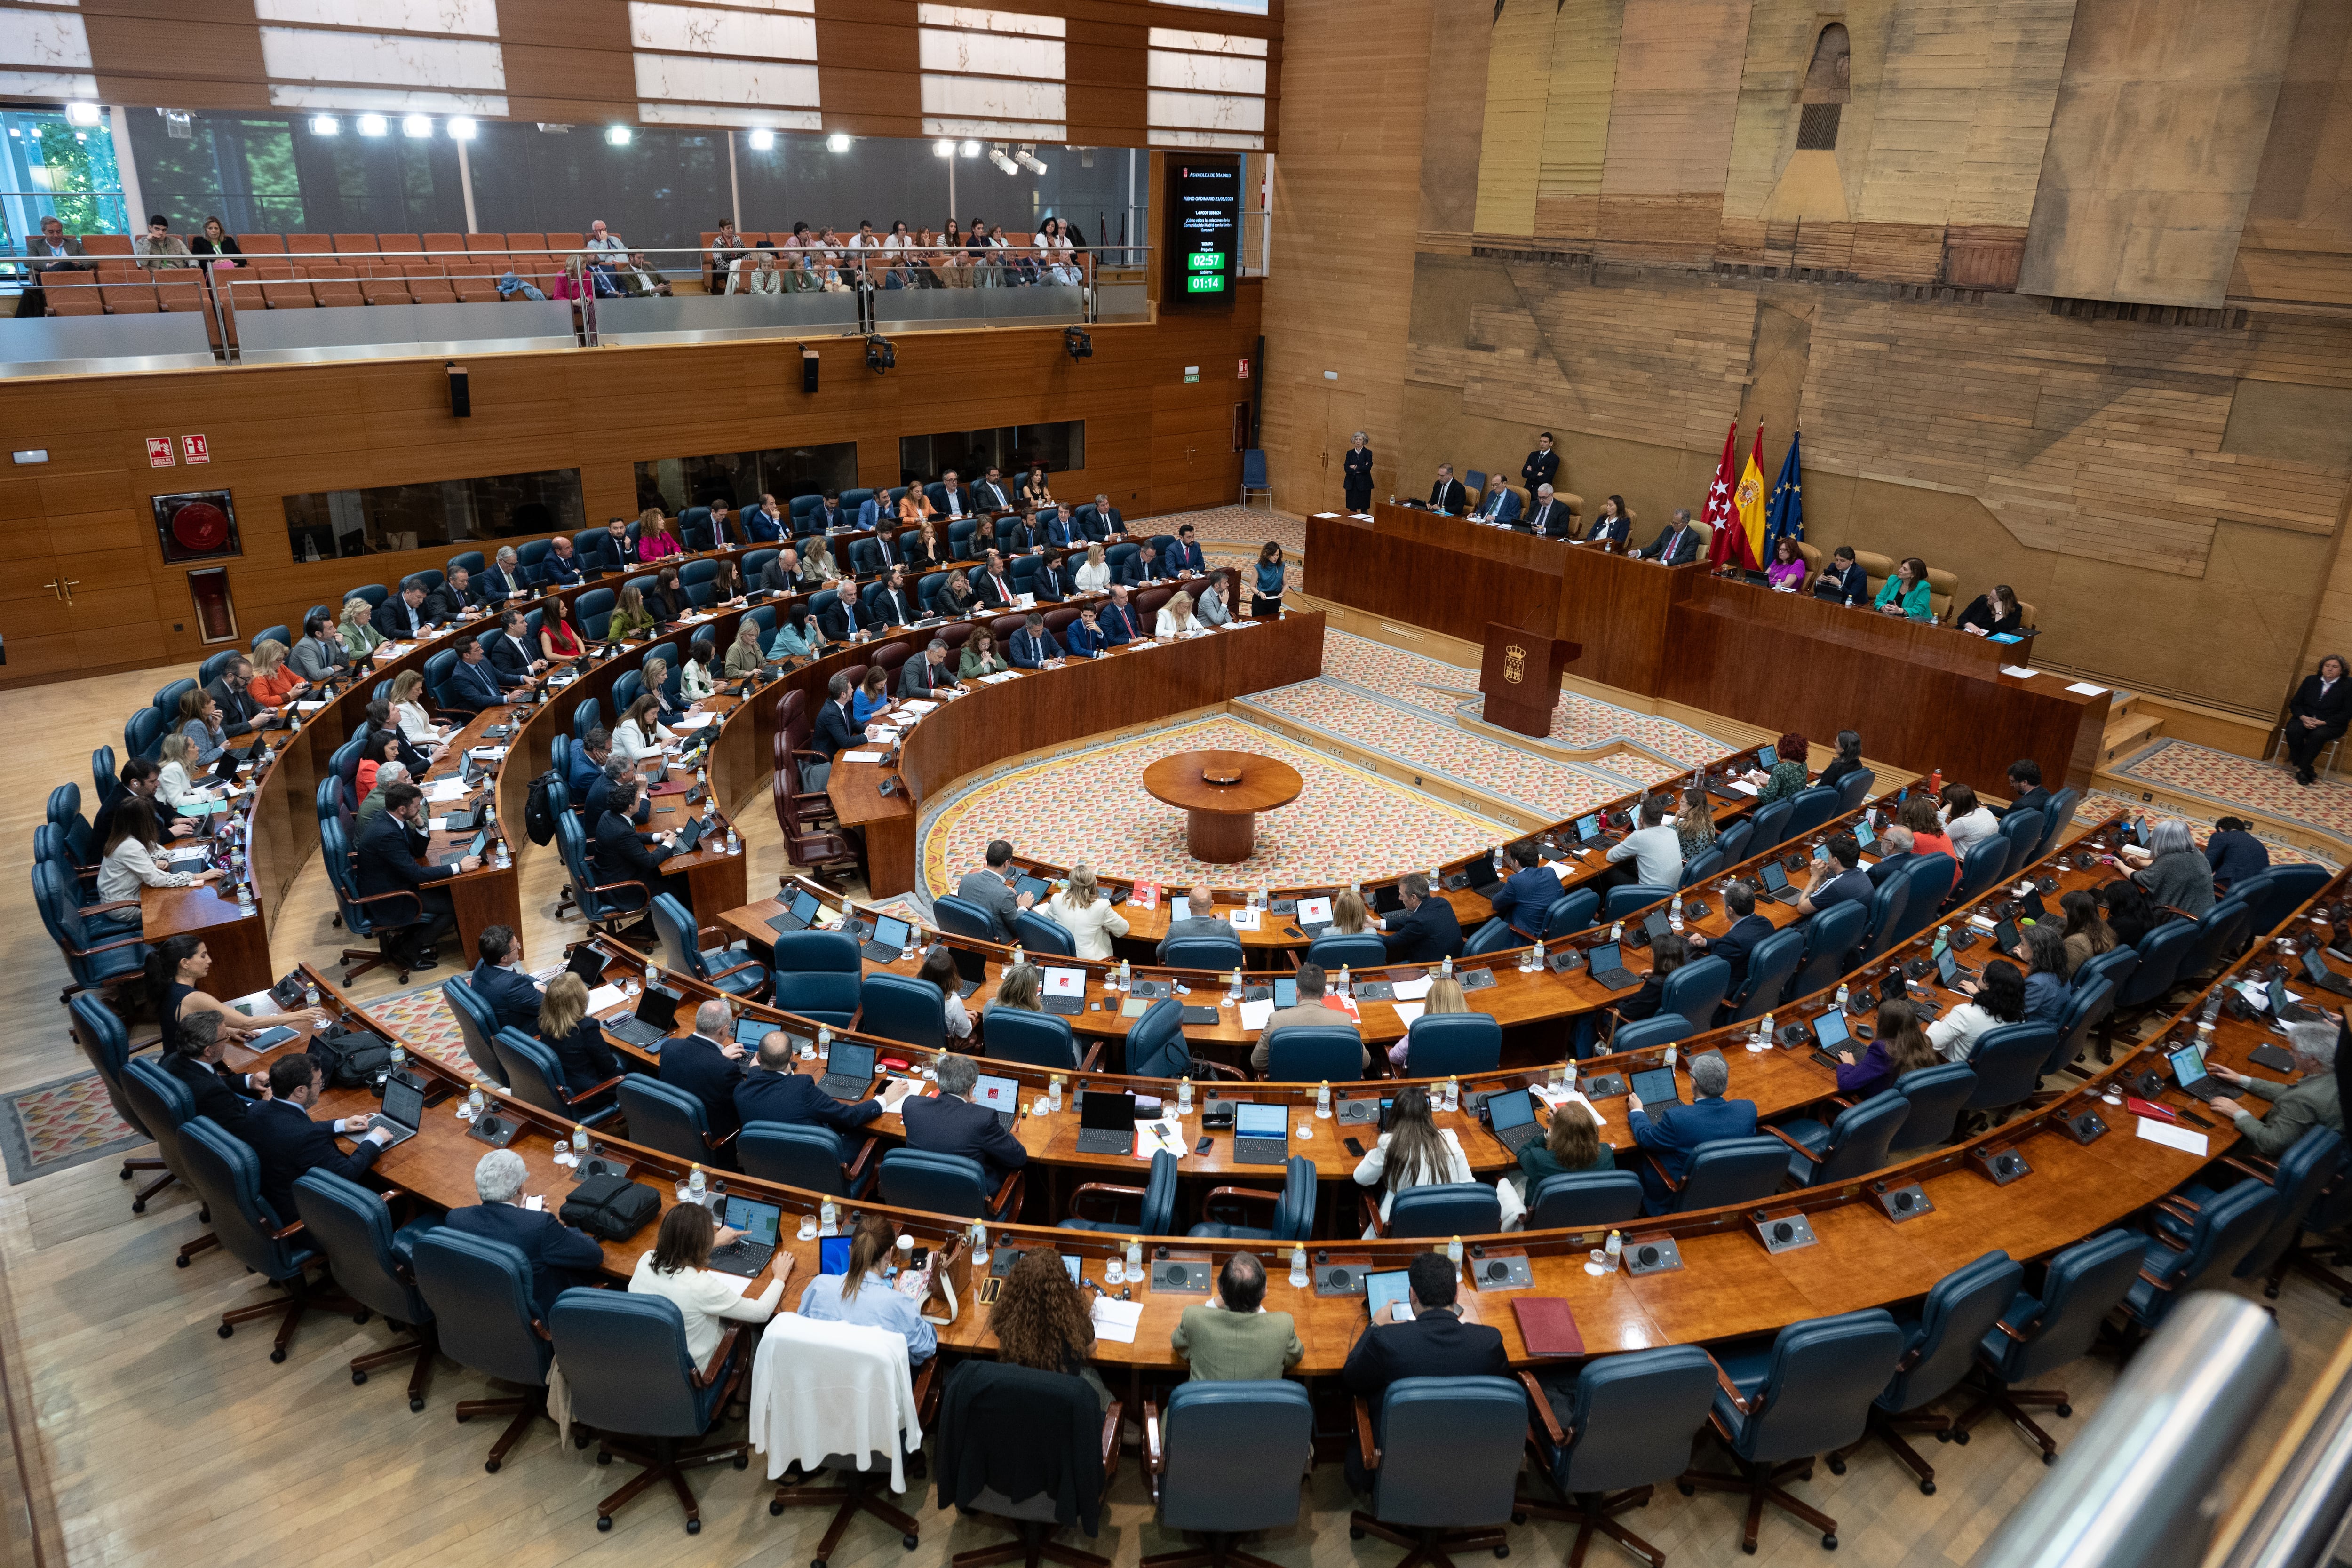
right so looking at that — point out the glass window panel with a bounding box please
[898,422,1081,488]
[282,467,583,560]
[631,442,858,513]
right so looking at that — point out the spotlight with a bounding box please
[357,114,389,137]
[1064,326,1092,361]
[1014,145,1048,174]
[933,138,954,157]
[960,139,981,157]
[989,144,1018,175]
[310,114,340,136]
[64,102,101,127]
[747,127,775,150]
[402,114,432,138]
[864,334,896,374]
[606,125,634,145]
[447,117,477,140]
[827,132,851,153]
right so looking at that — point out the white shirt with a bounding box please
[612,716,672,763]
[681,661,717,701]
[1047,893,1131,961]
[628,1253,781,1366]
[1929,1002,2005,1063]
[394,700,442,748]
[1605,823,1685,889]
[944,988,973,1040]
[1155,607,1203,637]
[1349,1127,1524,1232]
[1943,806,2001,852]
[99,837,197,903]
[1075,561,1112,594]
[157,761,209,813]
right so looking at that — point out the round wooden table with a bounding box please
[1142,749,1304,863]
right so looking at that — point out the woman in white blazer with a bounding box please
[386,670,448,756]
[1350,1084,1524,1235]
[1155,590,1204,638]
[612,693,675,764]
[1074,543,1111,595]
[1045,863,1129,961]
[155,733,214,816]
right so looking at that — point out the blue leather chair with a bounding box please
[1015,907,1076,957]
[1681,846,1725,889]
[1952,836,2012,907]
[124,705,167,761]
[1611,1014,1694,1054]
[491,1027,621,1127]
[2110,920,2199,1035]
[985,1007,1085,1069]
[931,893,998,942]
[651,893,765,999]
[1831,1251,2022,1493]
[576,587,618,639]
[409,1227,556,1471]
[293,1170,440,1408]
[1729,925,1806,1021]
[441,976,510,1087]
[1349,1377,1526,1568]
[2173,899,2251,992]
[877,1148,1022,1221]
[1603,883,1674,920]
[179,1118,358,1362]
[1887,1062,1975,1154]
[119,1058,220,1265]
[2120,1178,2276,1334]
[1307,930,1389,969]
[89,743,118,809]
[1524,1170,1644,1229]
[1716,819,1755,865]
[151,677,197,718]
[1401,1013,1502,1077]
[1746,798,1795,854]
[1189,1154,1315,1240]
[548,1290,752,1533]
[1955,1229,2142,1460]
[772,929,862,1026]
[2244,861,2330,936]
[617,1076,733,1166]
[739,1121,876,1196]
[1771,1089,1909,1187]
[1997,808,2045,879]
[446,549,486,579]
[1062,1149,1178,1234]
[1647,1136,1788,1217]
[1265,1026,1364,1082]
[2031,787,2081,862]
[34,858,148,1003]
[2071,943,2140,1002]
[1124,997,1218,1082]
[1896,852,1957,938]
[1165,934,1247,972]
[66,993,171,1207]
[1658,956,1732,1031]
[1960,1023,2054,1115]
[1460,919,1518,959]
[1147,1380,1314,1566]
[860,972,947,1051]
[1836,769,1876,812]
[1788,900,1869,998]
[1538,887,1603,941]
[251,623,291,654]
[1780,786,1842,844]
[1519,1346,1719,1566]
[1857,875,1911,962]
[2158,1127,2342,1294]
[1379,1182,1502,1239]
[2042,978,2113,1081]
[1678,1308,1906,1552]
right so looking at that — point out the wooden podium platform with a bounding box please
[1478,623,1579,738]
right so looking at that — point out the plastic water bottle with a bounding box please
[1663,1044,1677,1070]
[303,977,320,1010]
[725,825,739,855]
[1228,967,1243,1003]
[389,1043,407,1075]
[1177,1076,1193,1116]
[1610,920,1624,943]
[805,1027,824,1062]
[819,1196,837,1233]
[970,1221,988,1270]
[643,957,658,990]
[696,765,707,789]
[1670,891,1685,932]
[1316,1080,1332,1119]
[1936,923,1951,951]
[1491,846,1505,877]
[1604,1230,1623,1272]
[687,1165,706,1201]
[1440,953,1454,978]
[1431,865,1442,888]
[1289,1244,1309,1289]
[1118,958,1131,991]
[1760,1011,1776,1045]
[1049,1076,1064,1113]
[1447,1234,1465,1270]
[1126,1237,1144,1279]
[1443,1076,1460,1113]
[1532,938,1546,971]
[2202,990,2223,1026]
[1011,943,1025,970]
[463,1086,484,1121]
[1835,981,1850,1012]
[1338,964,1351,997]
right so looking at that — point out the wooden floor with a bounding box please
[6,665,2347,1568]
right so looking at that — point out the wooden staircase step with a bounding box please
[2100,709,2163,765]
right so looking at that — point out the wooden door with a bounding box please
[21,469,166,677]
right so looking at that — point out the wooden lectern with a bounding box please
[1478,622,1579,738]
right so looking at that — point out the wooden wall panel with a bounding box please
[2233,0,2352,312]
[1417,0,1492,245]
[0,296,1258,690]
[1532,0,1626,243]
[1470,0,1556,240]
[1597,0,1749,198]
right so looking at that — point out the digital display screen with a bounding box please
[1166,155,1241,308]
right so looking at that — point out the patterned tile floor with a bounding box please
[1181,504,1305,556]
[2085,788,2333,869]
[2113,738,2352,845]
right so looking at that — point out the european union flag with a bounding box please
[1763,431,1804,560]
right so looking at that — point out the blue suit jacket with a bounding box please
[734,1067,884,1137]
[470,958,543,1036]
[1474,487,1522,525]
[1009,628,1063,669]
[478,565,523,603]
[1708,914,1776,995]
[1165,539,1206,574]
[1097,602,1141,646]
[566,745,605,800]
[856,498,884,532]
[242,1098,382,1222]
[741,506,783,542]
[658,1034,745,1141]
[1487,864,1564,939]
[1381,898,1463,963]
[1628,1094,1758,1186]
[545,552,585,586]
[444,657,505,714]
[1066,620,1107,656]
[1043,513,1084,551]
[1584,515,1630,549]
[899,1092,1029,1184]
[443,1202,607,1321]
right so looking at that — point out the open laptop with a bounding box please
[973,1072,1021,1130]
[564,945,607,988]
[948,945,987,998]
[1809,1006,1852,1070]
[436,827,487,868]
[860,912,912,964]
[363,1072,426,1150]
[1628,1065,1681,1106]
[1014,874,1053,907]
[671,816,707,854]
[1756,744,1779,771]
[1755,859,1798,905]
[1585,943,1637,990]
[732,1016,772,1049]
[1074,1090,1139,1155]
[2302,946,2352,997]
[818,1039,878,1101]
[767,887,823,935]
[706,1195,783,1278]
[1854,817,1877,852]
[1456,854,1503,897]
[1295,895,1335,937]
[1574,814,1603,847]
[605,985,680,1049]
[1232,1100,1290,1165]
[2270,978,2321,1025]
[1042,967,1089,1016]
[1485,1088,1542,1156]
[2169,1040,2225,1103]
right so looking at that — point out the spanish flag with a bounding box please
[1732,424,1767,570]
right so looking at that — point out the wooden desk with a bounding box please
[1141,749,1303,862]
[141,882,271,999]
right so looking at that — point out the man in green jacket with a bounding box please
[2210,1019,2344,1158]
[1168,1252,1304,1382]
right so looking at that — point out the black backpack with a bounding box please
[560,1174,661,1242]
[308,1027,393,1088]
[524,769,562,845]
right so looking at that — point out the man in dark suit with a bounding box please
[1118,543,1169,587]
[1993,759,2051,820]
[443,1148,607,1319]
[1380,873,1464,963]
[442,637,506,714]
[568,728,612,801]
[734,1031,907,1134]
[972,551,1020,609]
[707,499,736,549]
[591,774,691,911]
[974,468,1016,513]
[485,610,545,688]
[900,1053,1028,1189]
[1486,841,1563,943]
[999,511,1040,557]
[1470,475,1521,526]
[936,472,973,521]
[817,576,866,643]
[1810,545,1868,605]
[425,566,483,623]
[1627,1051,1756,1210]
[207,655,271,737]
[1086,494,1123,540]
[1033,550,1072,601]
[594,518,635,569]
[1865,826,1915,887]
[1690,881,1775,999]
[1041,504,1084,552]
[1165,523,1207,575]
[586,756,652,827]
[869,567,916,628]
[1520,432,1559,495]
[858,528,902,579]
[161,1011,266,1138]
[901,639,959,698]
[17,215,90,317]
[1342,1252,1508,1490]
[1098,587,1141,647]
[1525,485,1574,540]
[741,493,784,543]
[756,546,802,594]
[478,548,524,605]
[813,673,861,760]
[95,758,192,846]
[1427,464,1466,516]
[469,924,543,1035]
[1636,509,1700,565]
[1009,613,1063,669]
[659,999,748,1144]
[544,536,585,585]
[378,581,431,640]
[356,782,477,965]
[244,1054,396,1219]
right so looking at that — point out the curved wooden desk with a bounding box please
[1142,749,1303,863]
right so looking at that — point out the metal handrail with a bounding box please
[2209,1315,2352,1568]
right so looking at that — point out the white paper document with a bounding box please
[1238,999,1275,1032]
[424,779,470,802]
[2001,666,2040,679]
[2066,681,2109,696]
[1090,1298,1145,1344]
[841,749,887,763]
[586,984,627,1014]
[674,713,718,730]
[1226,907,1263,931]
[2136,1117,2208,1157]
[1391,1002,1426,1026]
[900,699,940,715]
[1390,976,1434,1001]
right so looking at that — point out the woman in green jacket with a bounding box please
[959,628,1010,680]
[1518,1099,1613,1186]
[1874,556,1934,621]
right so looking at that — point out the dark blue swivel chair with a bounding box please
[617,1076,734,1166]
[1887,1062,1976,1154]
[1524,1170,1644,1229]
[1377,1183,1502,1240]
[2172,899,2251,993]
[1681,846,1725,889]
[930,893,997,942]
[1657,956,1732,1032]
[877,1148,1023,1221]
[1856,875,1911,963]
[1715,819,1754,865]
[409,1227,557,1471]
[1952,837,2012,907]
[1144,1380,1313,1568]
[1960,1023,2055,1117]
[1189,1154,1315,1241]
[1542,887,1601,939]
[1896,852,1956,937]
[440,975,510,1087]
[1265,1026,1364,1082]
[492,1027,621,1126]
[1603,883,1675,921]
[293,1170,440,1409]
[1769,1088,1909,1187]
[861,972,947,1051]
[771,929,863,1026]
[2120,1178,2276,1335]
[2244,862,2330,936]
[1836,769,1875,813]
[651,893,766,999]
[1745,799,1795,854]
[1349,1377,1526,1568]
[1061,1149,1178,1234]
[1460,919,1518,959]
[1015,907,1076,957]
[1402,1013,1502,1077]
[119,1058,220,1266]
[2042,979,2113,1082]
[66,992,170,1209]
[985,1007,1088,1070]
[1124,996,1224,1081]
[1307,930,1389,969]
[2159,1127,2343,1298]
[1645,1136,1788,1217]
[2031,787,2081,862]
[1729,925,1807,1022]
[1164,934,1247,972]
[179,1118,362,1363]
[1610,1015,1694,1055]
[1997,808,2045,879]
[1518,1346,1718,1567]
[738,1121,876,1197]
[1780,786,1842,843]
[124,705,166,762]
[1830,1250,2021,1494]
[1788,900,1869,999]
[548,1290,752,1534]
[1953,1229,2142,1460]
[1677,1308,1905,1552]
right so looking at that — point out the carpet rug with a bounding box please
[0,1071,142,1186]
[2111,739,2352,848]
[2084,788,2334,869]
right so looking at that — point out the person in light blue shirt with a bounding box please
[1252,541,1286,618]
[850,667,891,724]
[767,603,824,661]
[797,1217,937,1364]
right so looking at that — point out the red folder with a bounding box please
[2125,1096,2177,1122]
[1511,1296,1585,1358]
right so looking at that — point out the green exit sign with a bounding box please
[1186,275,1226,294]
[1187,252,1226,271]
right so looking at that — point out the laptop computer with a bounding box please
[436,827,487,868]
[1233,1100,1290,1165]
[1041,966,1089,1016]
[364,1072,427,1150]
[1486,1088,1542,1156]
[949,945,986,997]
[1642,910,1672,946]
[1575,814,1603,846]
[1756,744,1779,770]
[2302,946,2352,997]
[768,887,823,935]
[1074,1090,1139,1155]
[861,912,912,964]
[672,815,707,854]
[1295,895,1335,937]
[1628,1065,1680,1106]
[564,945,607,988]
[2270,978,2320,1025]
[732,1016,773,1048]
[818,1039,878,1101]
[706,1195,783,1278]
[1755,859,1798,905]
[1457,855,1503,896]
[2170,1040,2225,1103]
[973,1073,1021,1130]
[209,745,251,784]
[1809,1006,1851,1070]
[1936,946,1977,993]
[1854,817,1876,852]
[605,985,681,1049]
[1585,943,1637,990]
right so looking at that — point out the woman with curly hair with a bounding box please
[988,1244,1111,1407]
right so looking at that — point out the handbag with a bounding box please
[559,1173,661,1241]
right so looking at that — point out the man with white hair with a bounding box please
[481,545,524,604]
[355,760,411,826]
[442,1149,608,1317]
[658,999,749,1147]
[1625,1051,1756,1212]
[2209,1019,2344,1157]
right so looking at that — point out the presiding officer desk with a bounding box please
[1303,505,2110,800]
[164,844,2338,1378]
